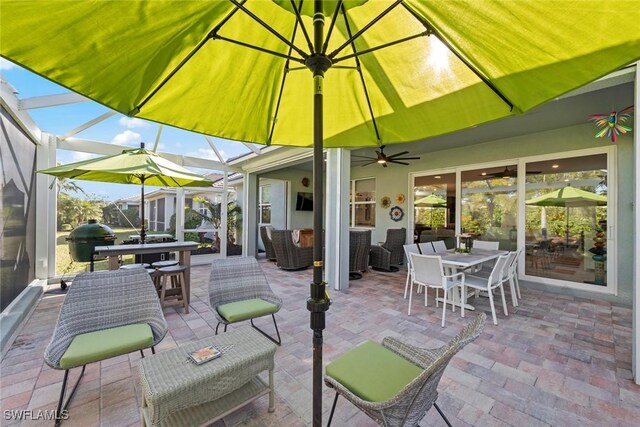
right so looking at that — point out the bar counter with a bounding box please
[94,241,199,304]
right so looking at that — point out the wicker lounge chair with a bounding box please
[260,225,277,261]
[44,269,167,425]
[349,229,371,280]
[325,313,486,427]
[370,228,406,272]
[271,229,313,270]
[209,257,283,344]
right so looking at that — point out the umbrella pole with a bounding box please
[307,2,331,426]
[140,176,146,244]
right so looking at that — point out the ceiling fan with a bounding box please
[481,166,541,178]
[352,145,420,167]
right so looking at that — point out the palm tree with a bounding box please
[194,196,242,247]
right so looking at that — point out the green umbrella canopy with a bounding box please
[414,194,446,207]
[525,186,607,207]
[38,147,214,188]
[1,1,639,148]
[39,147,214,243]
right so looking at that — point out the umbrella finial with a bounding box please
[140,142,145,149]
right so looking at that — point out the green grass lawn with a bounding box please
[56,226,146,276]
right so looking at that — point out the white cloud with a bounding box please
[112,130,142,146]
[185,148,227,162]
[72,152,99,162]
[0,58,16,70]
[118,117,150,129]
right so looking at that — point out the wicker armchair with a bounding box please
[44,269,167,425]
[370,228,406,272]
[271,229,314,270]
[349,229,371,280]
[260,225,277,261]
[325,313,486,427]
[209,256,283,344]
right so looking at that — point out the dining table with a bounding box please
[435,248,508,310]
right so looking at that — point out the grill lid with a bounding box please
[67,219,116,241]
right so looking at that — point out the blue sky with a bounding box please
[1,59,252,201]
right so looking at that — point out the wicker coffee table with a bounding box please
[139,327,277,427]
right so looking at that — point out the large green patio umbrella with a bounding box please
[3,1,639,424]
[38,145,214,243]
[526,186,607,245]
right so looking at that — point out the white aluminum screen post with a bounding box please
[175,188,185,242]
[633,62,639,385]
[220,172,228,258]
[325,148,350,290]
[242,172,258,257]
[35,133,56,279]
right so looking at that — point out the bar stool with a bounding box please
[120,263,150,270]
[155,265,189,314]
[151,260,178,269]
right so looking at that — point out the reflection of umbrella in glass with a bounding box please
[5,2,639,423]
[38,145,213,243]
[415,194,447,227]
[525,186,607,244]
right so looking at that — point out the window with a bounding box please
[259,184,271,224]
[349,178,375,227]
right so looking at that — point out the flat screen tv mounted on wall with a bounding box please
[296,192,313,211]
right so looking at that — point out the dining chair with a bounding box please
[408,254,465,327]
[418,242,435,254]
[431,240,447,252]
[508,248,523,301]
[472,240,500,250]
[461,253,510,325]
[402,244,421,299]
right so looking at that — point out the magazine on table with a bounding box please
[188,346,222,364]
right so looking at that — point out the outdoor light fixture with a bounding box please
[377,158,386,164]
[481,172,487,176]
[552,164,559,168]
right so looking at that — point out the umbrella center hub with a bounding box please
[305,54,332,76]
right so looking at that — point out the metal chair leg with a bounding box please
[250,314,282,345]
[55,365,86,425]
[327,392,339,427]
[140,349,145,358]
[433,402,452,427]
[215,322,221,335]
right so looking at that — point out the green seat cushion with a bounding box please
[60,323,153,369]
[325,340,423,403]
[217,298,279,323]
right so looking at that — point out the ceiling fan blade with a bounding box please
[389,160,409,165]
[360,160,378,167]
[525,170,542,175]
[390,156,420,160]
[387,151,409,158]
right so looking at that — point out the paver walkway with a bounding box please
[1,257,639,426]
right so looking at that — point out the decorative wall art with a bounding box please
[395,193,406,204]
[589,105,634,143]
[380,196,391,208]
[389,206,404,222]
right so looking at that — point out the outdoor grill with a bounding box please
[66,219,116,264]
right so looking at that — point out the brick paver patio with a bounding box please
[2,257,639,426]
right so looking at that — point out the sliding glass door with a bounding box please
[524,153,609,289]
[410,148,613,293]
